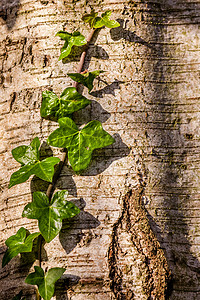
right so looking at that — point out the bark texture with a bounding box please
[108,188,171,299]
[0,0,200,299]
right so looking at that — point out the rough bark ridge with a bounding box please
[108,188,171,300]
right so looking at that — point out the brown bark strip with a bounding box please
[108,188,172,300]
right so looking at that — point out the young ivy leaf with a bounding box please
[25,266,65,300]
[82,9,98,28]
[41,87,91,119]
[67,70,105,93]
[22,191,80,243]
[94,11,120,28]
[9,137,60,188]
[82,10,120,29]
[2,227,40,267]
[56,31,87,60]
[47,117,115,173]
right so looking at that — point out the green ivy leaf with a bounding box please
[94,11,120,28]
[2,227,40,267]
[22,191,80,242]
[82,10,120,29]
[25,266,65,300]
[12,137,40,165]
[56,31,87,60]
[9,138,60,188]
[67,71,105,92]
[82,9,98,28]
[41,87,91,119]
[47,117,115,173]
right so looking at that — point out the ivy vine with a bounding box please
[3,9,120,300]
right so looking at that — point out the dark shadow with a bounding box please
[110,18,155,49]
[59,198,100,254]
[55,274,80,300]
[19,235,48,271]
[30,176,50,194]
[30,171,78,198]
[73,99,111,125]
[54,172,78,198]
[0,0,20,29]
[62,44,109,66]
[141,1,200,298]
[39,141,54,159]
[84,45,109,69]
[90,79,125,98]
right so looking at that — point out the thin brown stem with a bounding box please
[37,235,43,300]
[38,235,43,268]
[46,152,66,200]
[46,28,96,200]
[36,288,40,300]
[37,27,96,282]
[73,28,96,88]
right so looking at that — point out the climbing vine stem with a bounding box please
[3,9,120,300]
[46,27,96,199]
[37,26,97,298]
[73,28,96,88]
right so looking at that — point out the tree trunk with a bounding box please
[0,0,199,299]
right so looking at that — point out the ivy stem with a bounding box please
[73,28,96,88]
[37,27,96,293]
[36,288,40,300]
[38,235,43,268]
[45,28,96,200]
[46,153,66,199]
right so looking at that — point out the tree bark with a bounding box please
[0,0,200,299]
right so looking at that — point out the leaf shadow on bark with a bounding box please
[59,198,100,254]
[90,79,125,98]
[106,2,200,299]
[140,1,200,298]
[73,98,111,125]
[110,18,155,50]
[0,0,20,29]
[61,44,109,66]
[55,274,80,300]
[54,199,100,299]
[56,24,131,177]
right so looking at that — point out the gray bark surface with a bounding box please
[0,0,200,299]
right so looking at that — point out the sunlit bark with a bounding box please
[0,1,199,299]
